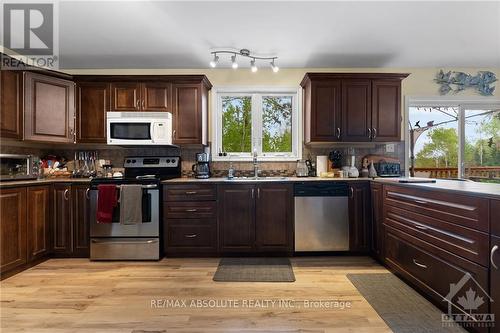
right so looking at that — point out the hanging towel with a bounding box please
[119,185,143,225]
[97,184,117,223]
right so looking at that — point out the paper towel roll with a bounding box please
[316,155,328,176]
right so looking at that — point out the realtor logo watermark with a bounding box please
[442,272,495,329]
[2,1,59,69]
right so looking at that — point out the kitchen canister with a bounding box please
[316,155,328,176]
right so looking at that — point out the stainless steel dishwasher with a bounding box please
[294,182,349,251]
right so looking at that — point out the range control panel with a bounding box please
[124,156,180,168]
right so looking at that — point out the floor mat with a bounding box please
[213,257,295,282]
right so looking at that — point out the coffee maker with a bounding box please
[192,153,210,179]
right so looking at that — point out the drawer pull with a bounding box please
[185,191,198,195]
[185,209,197,212]
[414,199,428,205]
[413,259,428,269]
[491,245,499,270]
[414,224,428,231]
[184,234,198,238]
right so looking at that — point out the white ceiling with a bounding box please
[56,1,500,69]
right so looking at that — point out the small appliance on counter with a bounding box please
[375,161,401,177]
[296,160,309,177]
[0,154,40,181]
[192,152,211,179]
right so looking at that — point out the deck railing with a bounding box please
[412,166,500,181]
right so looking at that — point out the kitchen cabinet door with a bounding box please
[218,185,255,252]
[371,80,401,142]
[53,184,73,255]
[0,187,27,274]
[305,80,342,143]
[172,83,202,144]
[491,235,500,333]
[110,82,141,111]
[370,182,383,260]
[27,186,51,262]
[348,182,371,252]
[0,70,23,139]
[142,82,171,111]
[341,79,372,142]
[255,184,293,252]
[24,72,75,143]
[72,185,90,257]
[77,82,108,143]
[491,200,500,237]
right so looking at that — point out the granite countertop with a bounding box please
[0,178,92,188]
[161,176,370,184]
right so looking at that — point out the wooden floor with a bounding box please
[1,257,392,333]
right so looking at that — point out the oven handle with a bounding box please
[91,239,158,245]
[91,184,158,190]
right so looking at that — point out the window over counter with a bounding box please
[212,88,300,161]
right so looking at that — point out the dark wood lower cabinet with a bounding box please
[370,182,383,261]
[348,182,371,252]
[72,185,91,257]
[27,186,51,261]
[53,184,73,255]
[0,187,27,275]
[491,235,500,333]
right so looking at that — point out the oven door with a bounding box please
[89,186,159,237]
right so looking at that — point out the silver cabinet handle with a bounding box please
[185,209,197,212]
[349,187,354,199]
[413,259,427,269]
[136,99,140,108]
[491,245,499,269]
[414,199,428,205]
[184,234,198,238]
[142,100,145,108]
[91,239,157,244]
[63,189,70,201]
[368,128,372,139]
[251,188,255,199]
[372,128,377,139]
[257,188,260,199]
[336,127,341,139]
[172,129,176,139]
[185,191,197,195]
[85,188,90,200]
[414,224,428,231]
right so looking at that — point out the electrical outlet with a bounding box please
[386,143,395,153]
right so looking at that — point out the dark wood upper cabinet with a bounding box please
[72,185,90,257]
[371,80,402,142]
[255,184,293,252]
[24,72,75,143]
[218,185,256,252]
[301,73,408,143]
[52,184,73,255]
[76,82,108,143]
[342,79,372,142]
[0,70,23,139]
[110,82,141,111]
[142,81,171,111]
[27,186,51,262]
[172,83,202,144]
[0,187,27,275]
[349,182,371,252]
[491,235,500,333]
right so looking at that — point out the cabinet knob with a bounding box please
[491,245,499,269]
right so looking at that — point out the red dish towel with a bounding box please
[97,184,117,223]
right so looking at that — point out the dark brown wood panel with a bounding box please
[52,184,73,254]
[24,72,75,143]
[491,199,500,237]
[27,186,51,262]
[110,82,140,111]
[341,79,372,142]
[77,82,108,143]
[0,187,27,274]
[164,201,216,219]
[163,184,216,201]
[255,184,293,252]
[142,82,171,111]
[309,80,342,142]
[72,185,90,257]
[349,182,371,252]
[491,235,500,333]
[371,182,384,261]
[371,79,401,142]
[172,84,201,144]
[218,185,255,252]
[384,185,489,232]
[0,70,23,139]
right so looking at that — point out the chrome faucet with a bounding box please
[253,150,259,178]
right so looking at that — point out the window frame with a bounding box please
[212,87,301,162]
[405,96,500,178]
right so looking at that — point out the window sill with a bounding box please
[212,156,300,162]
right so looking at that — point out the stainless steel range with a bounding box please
[89,156,180,260]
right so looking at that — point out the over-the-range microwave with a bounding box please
[106,112,172,145]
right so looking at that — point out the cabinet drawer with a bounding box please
[384,185,488,232]
[385,205,489,266]
[164,201,216,219]
[165,225,216,250]
[385,225,488,315]
[164,184,216,201]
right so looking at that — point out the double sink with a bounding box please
[226,176,288,182]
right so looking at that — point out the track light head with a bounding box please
[231,55,238,69]
[250,59,258,73]
[271,59,279,73]
[209,54,219,68]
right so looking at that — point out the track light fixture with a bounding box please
[209,48,278,73]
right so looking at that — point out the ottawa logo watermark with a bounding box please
[1,1,59,70]
[441,272,495,329]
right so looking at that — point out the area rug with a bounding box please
[213,257,295,282]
